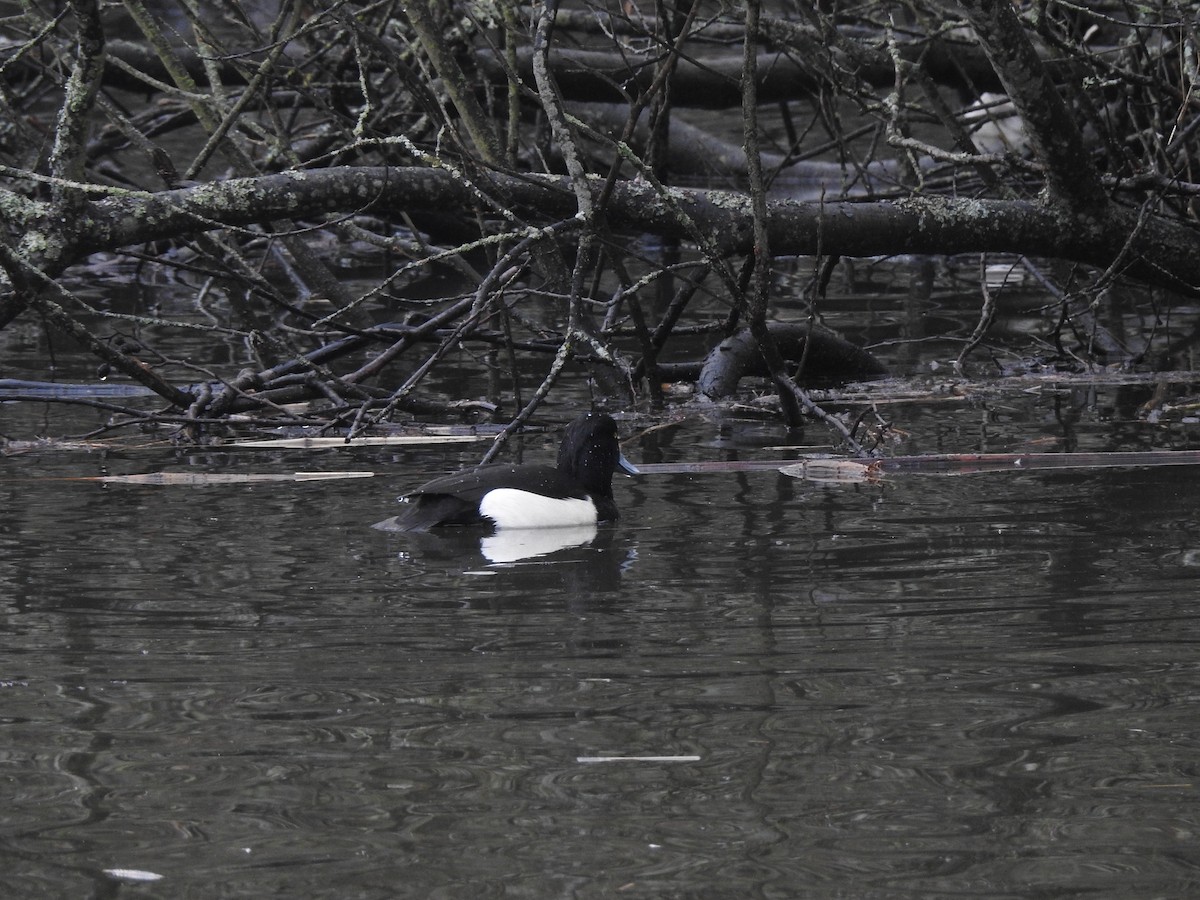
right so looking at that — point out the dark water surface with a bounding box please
[3,432,1200,898]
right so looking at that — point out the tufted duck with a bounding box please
[375,413,639,531]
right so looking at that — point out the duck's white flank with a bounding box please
[478,488,598,529]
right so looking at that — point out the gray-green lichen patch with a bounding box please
[896,194,988,229]
[0,190,48,225]
[705,190,754,214]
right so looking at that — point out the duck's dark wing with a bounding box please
[381,464,590,532]
[378,492,482,531]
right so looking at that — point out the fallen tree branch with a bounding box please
[67,167,1200,296]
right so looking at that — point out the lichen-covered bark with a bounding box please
[66,168,1200,296]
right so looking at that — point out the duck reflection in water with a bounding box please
[392,522,636,599]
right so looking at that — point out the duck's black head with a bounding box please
[556,413,639,498]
